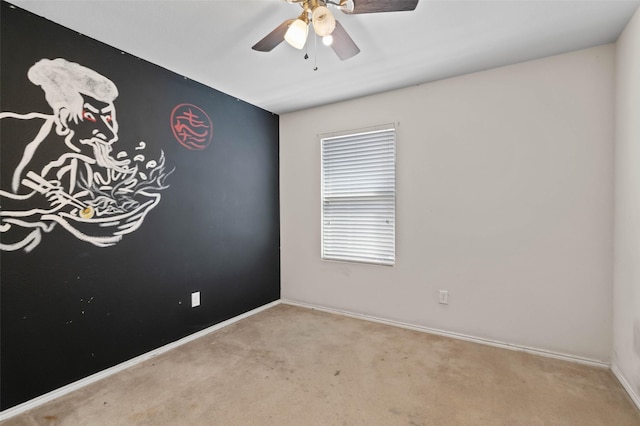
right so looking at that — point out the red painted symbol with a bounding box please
[171,103,213,150]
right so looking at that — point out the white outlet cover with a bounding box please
[191,291,200,307]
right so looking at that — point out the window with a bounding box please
[321,126,396,266]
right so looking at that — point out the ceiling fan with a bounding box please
[252,0,419,61]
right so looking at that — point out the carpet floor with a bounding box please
[3,304,640,425]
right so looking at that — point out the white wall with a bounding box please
[614,7,640,405]
[280,44,615,362]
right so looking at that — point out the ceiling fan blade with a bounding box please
[252,19,294,52]
[345,0,419,14]
[331,20,360,61]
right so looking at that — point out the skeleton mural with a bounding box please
[0,58,173,252]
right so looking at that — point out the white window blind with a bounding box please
[321,127,396,266]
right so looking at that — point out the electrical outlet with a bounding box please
[191,291,200,308]
[439,290,449,305]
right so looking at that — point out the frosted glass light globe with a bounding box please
[284,18,309,49]
[312,6,336,37]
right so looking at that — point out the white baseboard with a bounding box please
[611,363,640,411]
[281,299,610,369]
[0,300,281,422]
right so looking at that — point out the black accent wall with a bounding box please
[0,2,280,410]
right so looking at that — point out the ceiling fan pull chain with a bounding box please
[313,31,319,71]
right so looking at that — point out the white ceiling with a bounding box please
[8,0,640,114]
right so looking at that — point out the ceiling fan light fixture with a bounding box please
[284,17,309,49]
[338,0,354,13]
[312,5,336,37]
[322,34,333,46]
